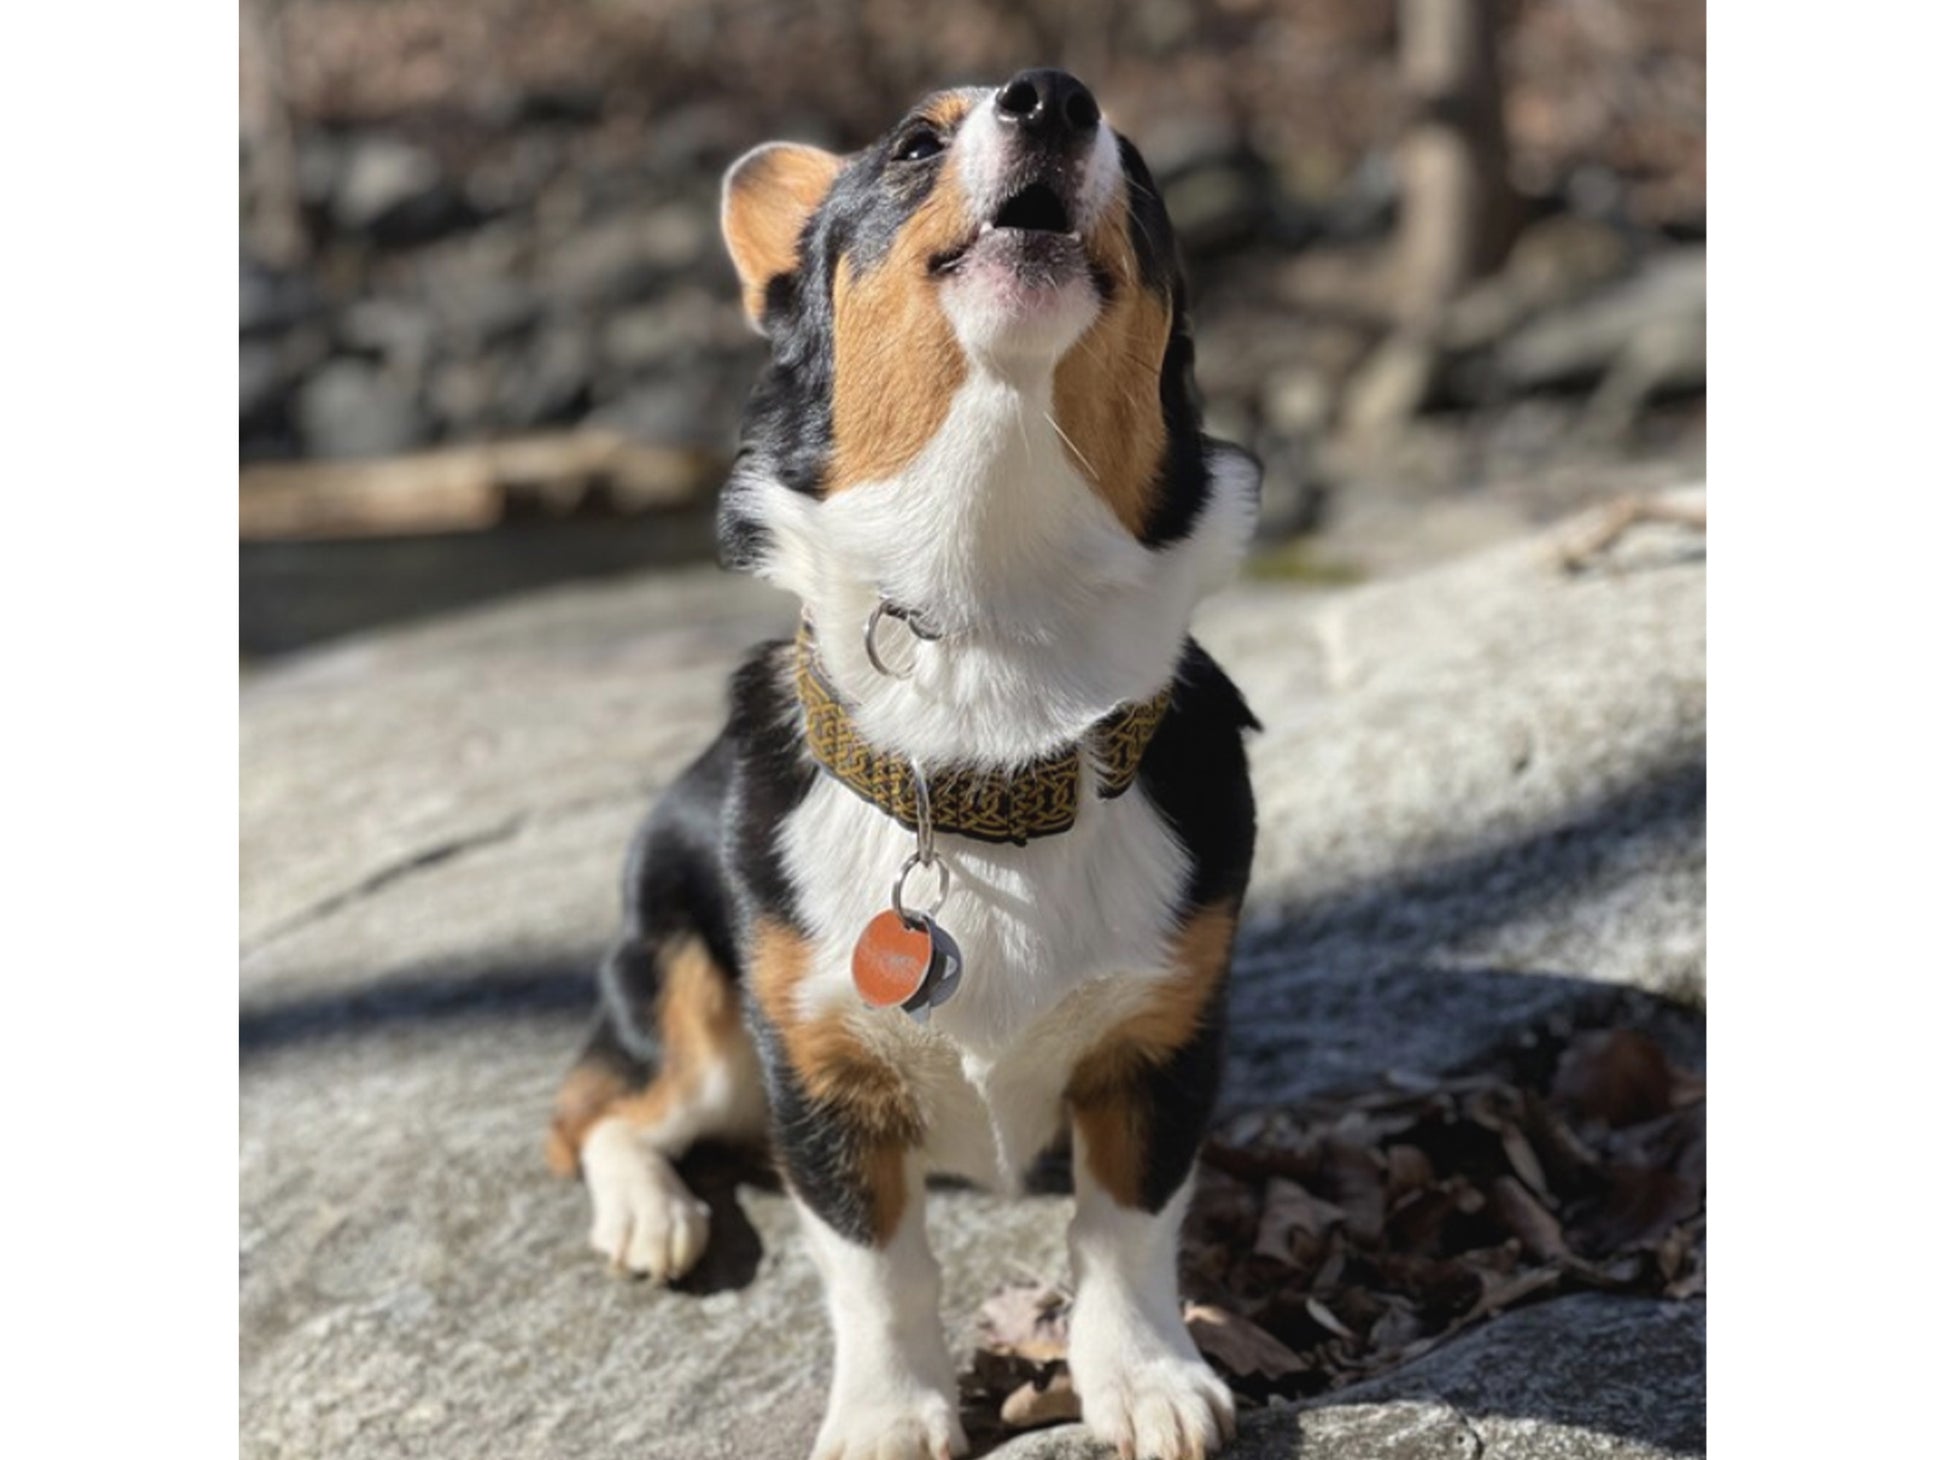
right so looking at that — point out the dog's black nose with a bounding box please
[995,69,1100,141]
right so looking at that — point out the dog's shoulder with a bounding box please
[1136,639,1259,912]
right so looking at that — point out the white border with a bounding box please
[1714,2,1946,1453]
[18,2,1946,1453]
[7,3,237,1455]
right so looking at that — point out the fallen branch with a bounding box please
[239,430,723,541]
[1552,487,1708,571]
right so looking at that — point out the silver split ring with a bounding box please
[890,853,950,926]
[864,601,909,678]
[864,599,940,679]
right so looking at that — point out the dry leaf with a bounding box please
[1368,1299,1421,1353]
[1500,1126,1553,1198]
[1469,1264,1563,1320]
[1553,1029,1675,1126]
[1385,1184,1459,1253]
[1668,1237,1706,1299]
[1254,1177,1347,1261]
[1000,1372,1081,1429]
[1185,1302,1309,1381]
[1321,1137,1389,1244]
[976,1283,1071,1363]
[1576,1166,1701,1255]
[1304,1297,1358,1341]
[967,1021,1704,1431]
[1385,1143,1436,1197]
[1491,1175,1570,1261]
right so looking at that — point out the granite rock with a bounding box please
[241,504,1705,1458]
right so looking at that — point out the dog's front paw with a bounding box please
[1070,1327,1235,1460]
[811,1384,966,1460]
[580,1117,710,1282]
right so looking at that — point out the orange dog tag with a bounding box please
[852,910,934,1008]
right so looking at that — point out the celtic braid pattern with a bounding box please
[794,630,1170,846]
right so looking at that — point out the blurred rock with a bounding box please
[601,305,688,374]
[509,83,607,128]
[639,99,764,173]
[240,260,327,338]
[1275,242,1399,326]
[1262,363,1337,438]
[462,131,568,216]
[547,204,712,307]
[1497,250,1706,393]
[243,321,324,408]
[588,373,737,449]
[427,358,501,438]
[1158,149,1277,258]
[1579,312,1708,444]
[1320,152,1400,244]
[296,358,427,459]
[430,274,543,352]
[599,287,744,377]
[340,298,440,379]
[333,136,470,244]
[496,323,594,428]
[295,133,343,213]
[1250,446,1323,542]
[239,0,1704,473]
[240,341,288,424]
[1443,215,1637,355]
[1136,114,1241,183]
[242,322,336,460]
[1339,332,1439,439]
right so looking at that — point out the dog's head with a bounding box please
[716,71,1255,620]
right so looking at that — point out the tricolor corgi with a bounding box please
[550,69,1260,1460]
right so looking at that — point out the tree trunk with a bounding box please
[1344,0,1516,438]
[1392,0,1514,324]
[239,0,307,270]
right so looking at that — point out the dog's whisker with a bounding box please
[1042,410,1099,482]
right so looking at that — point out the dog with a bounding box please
[547,69,1260,1460]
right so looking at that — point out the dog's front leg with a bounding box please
[799,1156,963,1460]
[750,916,964,1460]
[1065,1163,1233,1460]
[1063,909,1240,1459]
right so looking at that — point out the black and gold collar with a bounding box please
[793,623,1171,846]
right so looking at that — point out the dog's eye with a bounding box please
[892,127,944,163]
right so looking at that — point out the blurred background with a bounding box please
[238,0,1704,657]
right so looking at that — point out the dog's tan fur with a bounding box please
[751,919,923,1244]
[1065,903,1236,1206]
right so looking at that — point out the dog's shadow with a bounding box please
[664,1141,1077,1298]
[667,1141,781,1295]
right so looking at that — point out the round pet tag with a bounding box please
[852,909,935,1008]
[901,920,963,1014]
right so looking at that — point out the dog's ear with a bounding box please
[722,143,843,332]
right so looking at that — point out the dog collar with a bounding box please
[793,621,1171,846]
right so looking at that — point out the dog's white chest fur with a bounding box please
[753,362,1255,1189]
[780,769,1191,1189]
[744,363,1256,766]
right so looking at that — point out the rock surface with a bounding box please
[1001,1295,1704,1460]
[241,504,1705,1458]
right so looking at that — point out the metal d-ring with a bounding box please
[890,851,950,926]
[863,598,942,679]
[911,763,937,866]
[863,601,906,678]
[891,762,947,925]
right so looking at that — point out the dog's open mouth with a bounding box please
[930,183,1083,277]
[991,183,1073,235]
